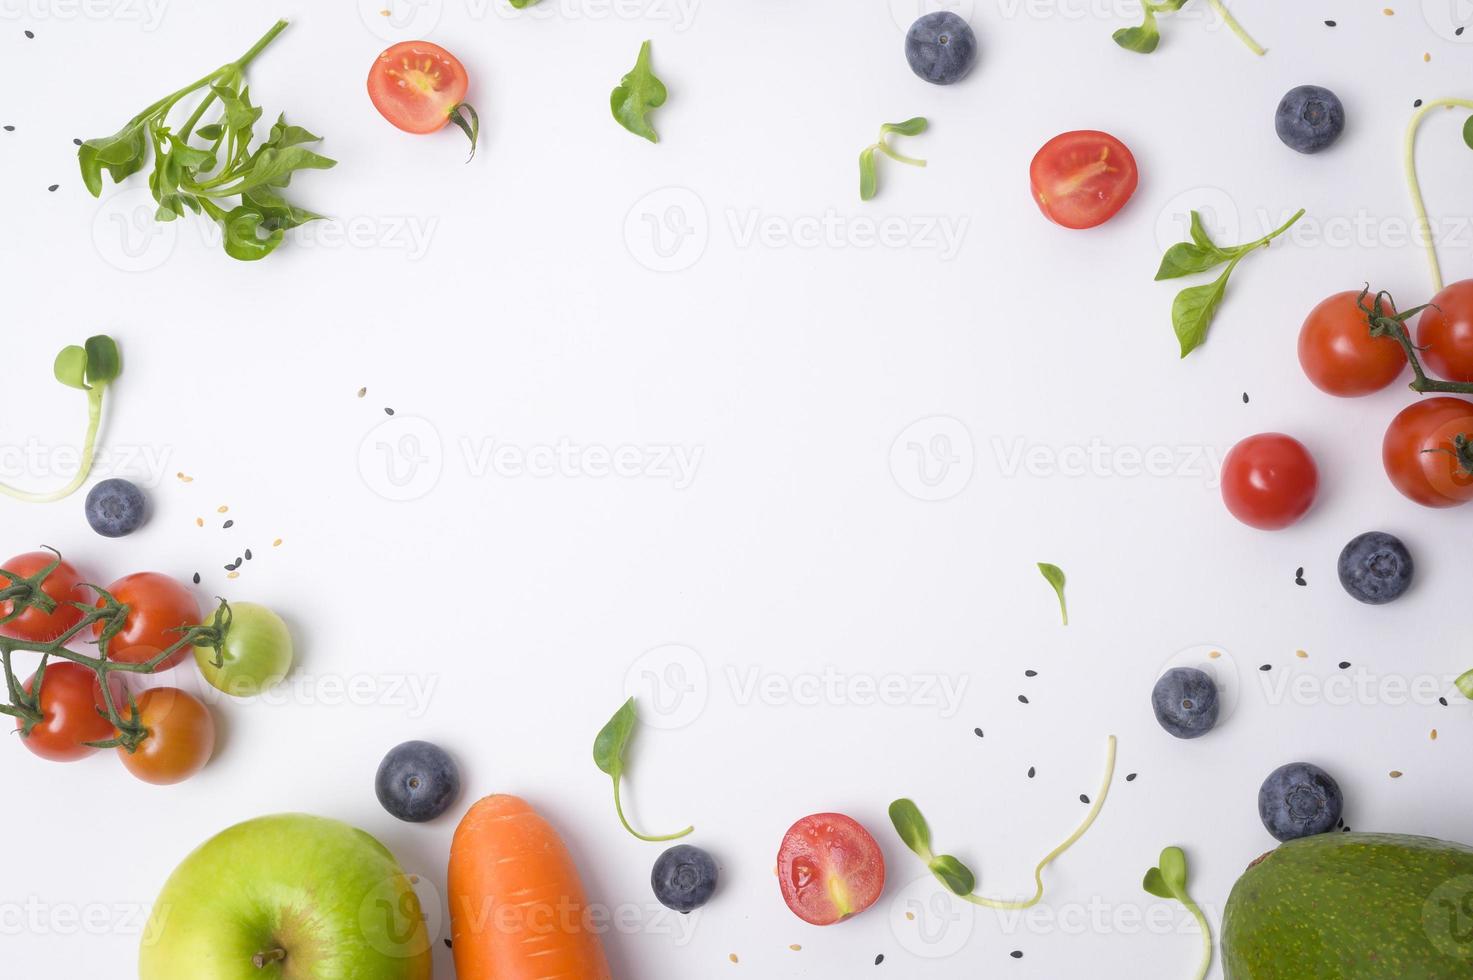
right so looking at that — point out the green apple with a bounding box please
[194,602,294,698]
[140,813,432,980]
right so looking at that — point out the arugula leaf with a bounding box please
[1037,563,1068,626]
[1142,846,1213,980]
[611,40,667,143]
[593,697,692,842]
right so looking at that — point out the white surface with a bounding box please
[3,1,1473,977]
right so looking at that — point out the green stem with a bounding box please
[1248,207,1306,249]
[1404,98,1473,294]
[612,776,693,843]
[0,386,105,503]
[1356,286,1473,395]
[876,143,927,168]
[1183,895,1213,980]
[1204,0,1265,55]
[960,735,1117,910]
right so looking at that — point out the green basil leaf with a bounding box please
[1155,242,1231,280]
[1158,846,1188,894]
[882,117,928,138]
[1464,116,1473,151]
[1172,266,1234,358]
[243,186,324,230]
[1457,669,1473,701]
[928,854,977,897]
[266,113,322,150]
[1142,866,1174,900]
[1112,11,1160,53]
[77,121,150,197]
[610,40,667,143]
[1188,211,1216,249]
[84,336,121,386]
[1037,563,1068,626]
[220,145,336,195]
[166,133,216,173]
[212,82,263,134]
[53,345,89,390]
[195,123,224,142]
[218,205,285,261]
[593,697,638,778]
[859,146,878,202]
[888,799,935,860]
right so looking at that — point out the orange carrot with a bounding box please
[449,794,613,980]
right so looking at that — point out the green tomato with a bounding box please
[194,601,293,697]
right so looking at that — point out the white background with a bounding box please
[4,1,1473,977]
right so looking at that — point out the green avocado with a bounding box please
[1222,832,1473,978]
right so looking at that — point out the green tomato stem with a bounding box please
[612,776,693,843]
[0,386,105,503]
[1205,0,1265,55]
[959,735,1117,910]
[1404,98,1473,294]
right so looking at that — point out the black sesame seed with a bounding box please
[1024,669,1037,677]
[1242,392,1250,403]
[47,184,58,192]
[1027,766,1036,778]
[874,954,884,965]
[1018,694,1029,704]
[73,138,81,146]
[192,573,201,585]
[1010,950,1023,959]
[1259,664,1272,672]
[1459,26,1466,36]
[1440,696,1449,706]
[973,727,984,738]
[385,407,395,416]
[24,29,34,38]
[1339,661,1351,670]
[1080,794,1090,804]
[444,938,452,949]
[1126,773,1138,782]
[1415,99,1424,107]
[223,519,235,528]
[245,549,253,560]
[3,125,12,132]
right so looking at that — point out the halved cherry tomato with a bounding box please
[1383,397,1473,508]
[777,813,886,925]
[117,687,214,785]
[1220,433,1319,530]
[1298,290,1407,396]
[1029,130,1139,229]
[94,572,200,670]
[367,40,478,156]
[1418,279,1473,383]
[0,552,88,643]
[16,663,125,762]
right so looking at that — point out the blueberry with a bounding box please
[905,12,978,85]
[1258,762,1343,841]
[1275,85,1344,154]
[1151,667,1219,739]
[84,478,146,537]
[375,740,460,822]
[1338,531,1413,605]
[651,844,718,913]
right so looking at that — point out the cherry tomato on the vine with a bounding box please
[117,687,215,785]
[1298,290,1407,396]
[1221,433,1319,530]
[1029,130,1139,230]
[0,552,88,643]
[1382,396,1473,508]
[1417,279,1473,383]
[194,602,294,698]
[15,662,125,762]
[94,572,200,670]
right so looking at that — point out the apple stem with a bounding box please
[252,948,286,969]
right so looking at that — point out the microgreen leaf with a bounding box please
[5,338,121,502]
[611,40,667,143]
[84,336,121,386]
[858,117,928,201]
[928,855,977,896]
[594,697,693,842]
[508,0,539,6]
[859,146,878,202]
[888,799,935,860]
[1037,563,1068,626]
[1114,0,1263,56]
[1142,866,1173,900]
[1464,116,1473,151]
[1112,9,1160,53]
[1457,668,1473,700]
[882,117,928,138]
[53,346,89,390]
[1143,846,1213,980]
[1158,845,1188,893]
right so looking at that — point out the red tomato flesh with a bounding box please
[777,813,886,925]
[1029,130,1139,229]
[367,41,469,135]
[1220,433,1319,530]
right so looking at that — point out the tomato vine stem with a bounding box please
[1357,286,1473,396]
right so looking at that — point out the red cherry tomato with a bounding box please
[15,663,125,762]
[1029,130,1139,229]
[0,552,87,643]
[1382,396,1473,508]
[1417,279,1473,383]
[116,687,215,785]
[777,813,886,925]
[1298,290,1407,396]
[94,573,201,670]
[367,41,470,135]
[1220,433,1319,530]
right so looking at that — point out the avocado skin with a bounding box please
[1223,832,1473,978]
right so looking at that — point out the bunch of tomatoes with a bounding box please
[0,551,292,785]
[1221,281,1473,529]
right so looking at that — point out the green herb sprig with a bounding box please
[1037,563,1068,625]
[611,40,667,143]
[1158,208,1305,357]
[890,735,1116,909]
[78,20,334,262]
[0,337,120,504]
[594,697,693,842]
[859,118,928,202]
[1143,846,1212,980]
[1114,0,1264,56]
